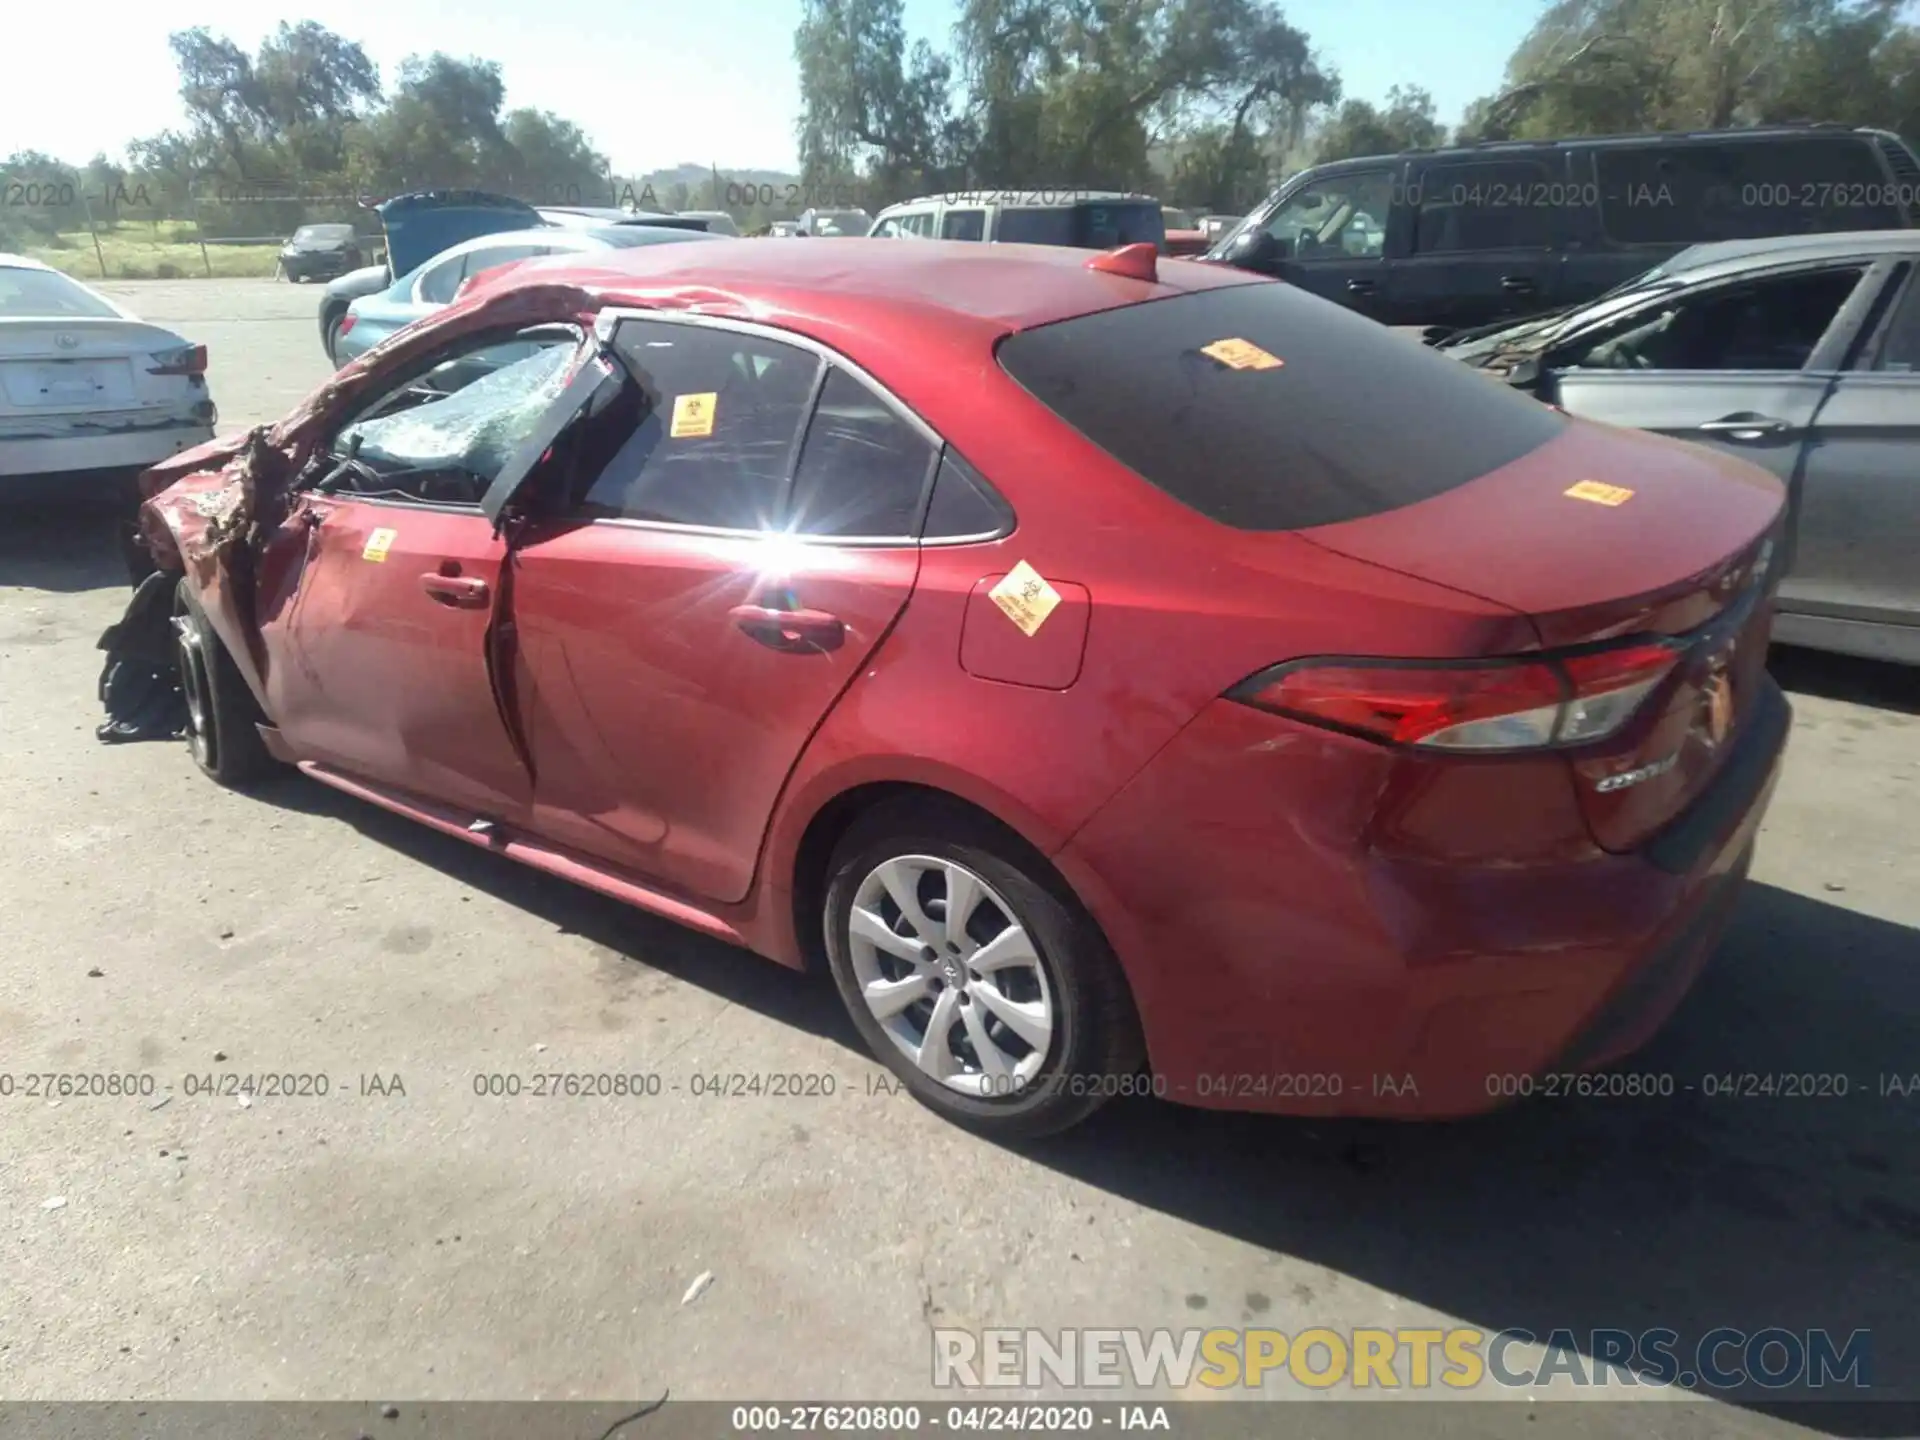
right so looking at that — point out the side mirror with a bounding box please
[1504,356,1542,387]
[1224,226,1282,269]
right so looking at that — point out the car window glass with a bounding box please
[460,243,548,281]
[897,212,936,238]
[941,209,986,241]
[322,336,582,506]
[1596,140,1897,246]
[416,255,467,305]
[787,368,936,538]
[1415,160,1556,252]
[577,319,823,528]
[922,451,1009,540]
[0,266,120,318]
[872,218,903,238]
[1262,171,1392,260]
[1862,266,1920,371]
[1558,267,1865,372]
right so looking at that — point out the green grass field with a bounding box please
[21,222,283,280]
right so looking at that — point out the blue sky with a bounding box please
[4,0,1534,174]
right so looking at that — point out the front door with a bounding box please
[259,331,589,819]
[502,315,938,903]
[1391,157,1565,331]
[1248,167,1398,323]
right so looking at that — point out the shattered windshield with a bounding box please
[336,343,576,494]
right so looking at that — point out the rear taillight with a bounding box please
[1229,641,1681,753]
[147,344,207,376]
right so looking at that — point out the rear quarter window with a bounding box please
[996,283,1568,531]
[1597,138,1899,245]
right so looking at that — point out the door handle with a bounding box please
[421,573,490,607]
[729,603,845,653]
[1500,276,1536,292]
[1697,414,1793,440]
[1345,278,1376,293]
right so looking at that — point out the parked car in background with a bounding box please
[868,191,1167,251]
[1161,207,1209,256]
[129,238,1790,1139]
[797,208,873,236]
[1438,229,1920,666]
[1213,125,1920,335]
[317,192,711,361]
[1197,213,1241,245]
[0,255,215,502]
[675,210,742,236]
[330,223,729,367]
[278,224,366,283]
[765,221,801,237]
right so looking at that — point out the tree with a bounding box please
[1311,84,1443,161]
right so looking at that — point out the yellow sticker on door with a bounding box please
[1199,337,1284,371]
[670,391,718,438]
[362,527,398,562]
[989,560,1063,637]
[1564,479,1635,507]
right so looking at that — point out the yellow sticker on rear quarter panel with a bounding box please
[670,391,717,438]
[1200,337,1284,371]
[988,561,1063,637]
[362,527,397,562]
[1564,479,1635,507]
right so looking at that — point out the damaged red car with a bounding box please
[112,239,1792,1139]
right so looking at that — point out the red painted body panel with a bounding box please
[959,575,1092,689]
[504,520,919,903]
[140,241,1794,1119]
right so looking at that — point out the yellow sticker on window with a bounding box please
[362,527,397,562]
[1200,337,1284,371]
[670,391,718,438]
[1564,480,1635,507]
[988,560,1063,637]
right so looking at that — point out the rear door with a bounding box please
[1774,258,1920,643]
[502,313,936,903]
[1393,155,1565,329]
[1544,259,1893,530]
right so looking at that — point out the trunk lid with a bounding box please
[1299,419,1786,854]
[0,318,196,420]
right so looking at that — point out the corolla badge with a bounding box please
[1594,753,1678,793]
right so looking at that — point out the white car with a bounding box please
[0,256,216,494]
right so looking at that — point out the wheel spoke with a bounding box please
[914,987,962,1079]
[877,860,939,946]
[849,904,925,964]
[961,1000,1013,1079]
[942,863,981,949]
[968,980,1052,1052]
[968,925,1039,976]
[864,972,929,1020]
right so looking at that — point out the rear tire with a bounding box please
[821,798,1144,1141]
[172,580,279,788]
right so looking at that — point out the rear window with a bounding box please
[1596,138,1898,246]
[996,282,1568,531]
[294,224,354,242]
[995,203,1165,249]
[0,266,118,319]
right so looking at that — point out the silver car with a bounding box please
[0,256,216,500]
[1438,230,1920,667]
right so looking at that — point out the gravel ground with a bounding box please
[0,279,1915,1436]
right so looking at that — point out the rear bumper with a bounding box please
[1056,679,1792,1117]
[0,420,216,483]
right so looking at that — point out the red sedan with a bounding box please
[123,238,1791,1138]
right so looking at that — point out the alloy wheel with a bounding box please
[845,855,1056,1096]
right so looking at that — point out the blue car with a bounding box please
[331,224,729,368]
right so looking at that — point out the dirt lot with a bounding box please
[1,279,1916,1431]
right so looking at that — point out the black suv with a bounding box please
[1213,124,1920,334]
